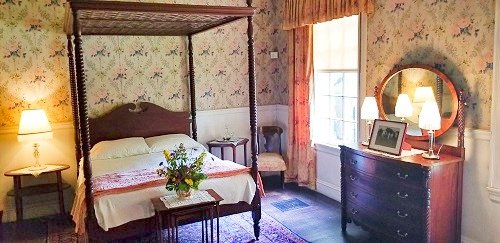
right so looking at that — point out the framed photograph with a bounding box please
[368,119,407,156]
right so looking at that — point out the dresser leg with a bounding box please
[341,217,347,233]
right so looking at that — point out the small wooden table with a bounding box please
[4,164,70,221]
[151,189,223,243]
[207,138,249,166]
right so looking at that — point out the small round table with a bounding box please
[207,138,249,166]
[4,164,70,221]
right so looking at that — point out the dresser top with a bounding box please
[340,143,463,167]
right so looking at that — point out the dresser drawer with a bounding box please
[346,202,425,243]
[343,151,427,187]
[344,167,426,209]
[345,182,425,226]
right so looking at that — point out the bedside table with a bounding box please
[207,138,249,166]
[4,164,70,221]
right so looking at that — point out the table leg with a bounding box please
[216,203,220,243]
[175,215,179,243]
[210,207,214,243]
[13,176,23,222]
[56,171,65,214]
[244,143,248,166]
[220,147,225,160]
[157,213,163,243]
[167,214,171,243]
[209,146,212,154]
[205,209,209,243]
[202,210,205,242]
[232,147,237,163]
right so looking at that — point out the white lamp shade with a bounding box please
[419,100,441,130]
[18,109,53,142]
[360,97,379,120]
[414,86,436,103]
[395,94,413,118]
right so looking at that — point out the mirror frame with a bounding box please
[375,64,459,141]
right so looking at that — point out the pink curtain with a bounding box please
[286,26,316,189]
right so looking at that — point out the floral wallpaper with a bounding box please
[0,0,285,127]
[0,0,71,128]
[367,0,495,129]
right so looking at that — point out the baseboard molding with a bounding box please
[316,179,341,202]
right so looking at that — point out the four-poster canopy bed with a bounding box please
[64,0,261,241]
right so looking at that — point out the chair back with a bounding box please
[258,126,283,154]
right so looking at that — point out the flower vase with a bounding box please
[176,188,192,200]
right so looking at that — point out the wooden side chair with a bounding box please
[257,126,286,188]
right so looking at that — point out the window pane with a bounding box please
[343,122,357,143]
[343,72,359,98]
[316,72,330,96]
[343,97,358,122]
[315,96,330,118]
[330,73,344,96]
[331,97,343,119]
[315,118,331,143]
[331,120,344,143]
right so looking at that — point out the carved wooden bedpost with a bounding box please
[72,7,95,230]
[246,0,261,240]
[67,35,81,170]
[457,90,469,149]
[188,35,198,140]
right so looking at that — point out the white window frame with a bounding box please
[311,14,368,149]
[487,0,500,203]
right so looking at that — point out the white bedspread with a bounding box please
[77,151,256,231]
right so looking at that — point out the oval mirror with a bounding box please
[376,64,459,140]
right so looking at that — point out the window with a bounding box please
[312,16,360,146]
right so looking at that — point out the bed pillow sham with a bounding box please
[90,137,150,160]
[145,134,204,153]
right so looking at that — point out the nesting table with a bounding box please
[207,138,249,166]
[151,189,223,243]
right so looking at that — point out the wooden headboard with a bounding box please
[89,102,191,147]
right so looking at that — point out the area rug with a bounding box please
[271,198,310,212]
[48,211,307,243]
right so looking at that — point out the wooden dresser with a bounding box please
[340,143,464,242]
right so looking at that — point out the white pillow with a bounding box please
[90,137,150,160]
[145,134,204,153]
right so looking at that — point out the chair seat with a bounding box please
[258,152,286,172]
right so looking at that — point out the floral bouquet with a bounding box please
[157,143,207,199]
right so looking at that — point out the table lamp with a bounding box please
[414,86,435,103]
[395,94,413,150]
[419,100,441,160]
[360,97,379,145]
[18,109,53,170]
[395,94,413,121]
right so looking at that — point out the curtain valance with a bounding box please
[282,0,374,30]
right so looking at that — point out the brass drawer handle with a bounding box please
[349,175,357,181]
[397,210,408,218]
[397,229,408,238]
[351,208,359,215]
[349,192,358,198]
[350,159,357,165]
[396,172,408,180]
[396,192,409,199]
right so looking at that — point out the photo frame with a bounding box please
[368,119,407,156]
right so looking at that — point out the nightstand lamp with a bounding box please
[419,100,441,160]
[395,94,413,150]
[395,94,413,121]
[18,109,53,170]
[360,97,379,146]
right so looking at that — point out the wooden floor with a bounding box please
[0,176,378,242]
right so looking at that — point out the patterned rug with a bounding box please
[47,212,307,243]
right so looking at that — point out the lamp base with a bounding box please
[422,152,440,160]
[28,165,47,171]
